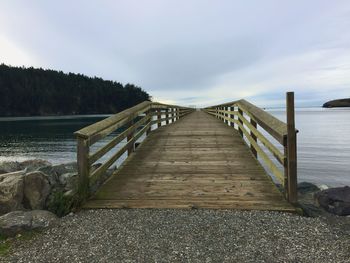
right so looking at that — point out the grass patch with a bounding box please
[47,190,80,217]
[0,231,40,257]
[0,241,10,257]
[0,234,10,257]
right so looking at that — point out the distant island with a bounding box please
[323,98,350,108]
[0,64,150,117]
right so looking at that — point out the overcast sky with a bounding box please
[1,1,350,107]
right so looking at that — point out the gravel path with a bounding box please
[2,209,350,263]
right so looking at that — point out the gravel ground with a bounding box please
[2,209,350,263]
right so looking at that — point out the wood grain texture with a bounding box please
[84,111,295,211]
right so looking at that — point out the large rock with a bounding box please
[298,182,320,195]
[0,171,24,215]
[20,159,52,172]
[59,172,77,191]
[23,171,51,210]
[0,210,57,237]
[297,182,326,217]
[38,162,77,187]
[316,186,350,216]
[0,161,22,174]
[0,159,51,175]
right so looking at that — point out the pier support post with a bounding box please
[286,92,297,204]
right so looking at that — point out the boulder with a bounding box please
[298,182,320,195]
[0,210,57,237]
[0,159,51,175]
[23,171,51,210]
[316,186,350,216]
[0,161,22,174]
[0,171,24,215]
[30,210,58,229]
[297,182,329,217]
[20,159,51,172]
[59,172,77,191]
[38,162,77,187]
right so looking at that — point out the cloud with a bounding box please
[0,0,350,107]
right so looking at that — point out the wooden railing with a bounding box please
[203,92,298,204]
[74,101,194,200]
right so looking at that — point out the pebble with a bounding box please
[2,209,350,262]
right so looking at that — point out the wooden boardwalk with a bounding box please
[84,110,295,212]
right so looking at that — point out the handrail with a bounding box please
[75,101,195,200]
[237,100,287,144]
[203,92,297,204]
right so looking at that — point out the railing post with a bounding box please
[146,109,152,136]
[166,108,170,125]
[224,107,228,124]
[230,106,235,128]
[286,92,297,204]
[177,108,180,120]
[250,118,258,158]
[157,109,161,128]
[127,120,135,156]
[238,107,243,137]
[77,136,90,200]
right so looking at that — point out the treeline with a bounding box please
[0,64,150,116]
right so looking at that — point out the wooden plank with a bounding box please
[85,110,294,212]
[84,199,295,212]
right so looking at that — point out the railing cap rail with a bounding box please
[74,101,193,139]
[237,99,288,143]
[152,102,193,109]
[74,101,152,139]
[204,99,289,144]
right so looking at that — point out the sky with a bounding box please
[1,1,350,107]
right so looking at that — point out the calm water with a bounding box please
[0,109,349,186]
[266,107,350,187]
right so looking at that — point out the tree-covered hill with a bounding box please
[0,64,150,116]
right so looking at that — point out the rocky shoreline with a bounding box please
[0,159,115,238]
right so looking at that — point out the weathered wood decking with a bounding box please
[84,110,295,212]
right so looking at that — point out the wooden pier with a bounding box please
[75,93,297,212]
